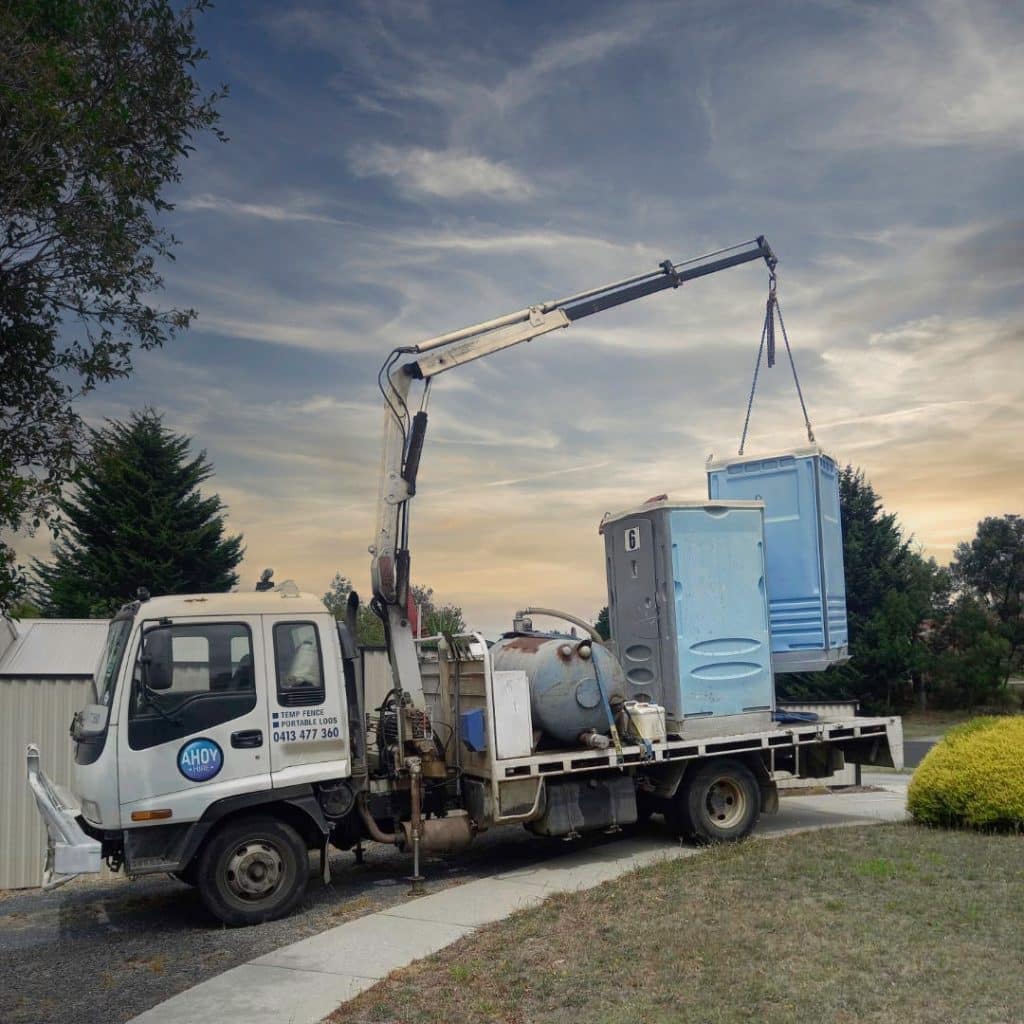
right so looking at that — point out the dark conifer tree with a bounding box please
[952,515,1024,685]
[779,466,944,711]
[33,410,243,616]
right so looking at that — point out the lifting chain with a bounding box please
[738,270,815,455]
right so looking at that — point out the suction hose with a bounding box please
[357,792,401,845]
[515,606,603,643]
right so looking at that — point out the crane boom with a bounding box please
[369,236,776,711]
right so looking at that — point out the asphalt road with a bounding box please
[903,739,937,769]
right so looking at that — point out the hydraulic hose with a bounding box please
[517,606,603,643]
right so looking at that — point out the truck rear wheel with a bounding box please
[668,758,760,844]
[196,816,309,927]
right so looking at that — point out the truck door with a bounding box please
[261,614,349,788]
[117,616,272,826]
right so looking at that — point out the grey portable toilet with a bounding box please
[601,499,775,739]
[707,446,850,673]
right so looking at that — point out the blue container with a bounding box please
[707,447,849,673]
[602,500,774,733]
[460,707,487,752]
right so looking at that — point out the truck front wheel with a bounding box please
[196,816,309,926]
[668,759,760,844]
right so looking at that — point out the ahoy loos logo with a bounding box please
[177,738,223,782]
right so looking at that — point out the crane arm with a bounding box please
[369,236,776,707]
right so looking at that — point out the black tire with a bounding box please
[667,758,760,844]
[196,815,310,927]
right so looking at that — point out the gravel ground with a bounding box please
[0,821,652,1024]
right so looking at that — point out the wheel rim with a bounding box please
[224,840,285,902]
[704,776,747,830]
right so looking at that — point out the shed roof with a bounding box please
[0,617,17,663]
[0,619,109,678]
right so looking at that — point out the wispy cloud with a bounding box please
[15,0,1023,635]
[794,0,1024,149]
[393,228,641,256]
[179,193,350,225]
[349,144,533,200]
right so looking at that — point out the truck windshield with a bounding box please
[94,618,132,707]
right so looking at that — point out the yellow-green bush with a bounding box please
[908,716,1024,830]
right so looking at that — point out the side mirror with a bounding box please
[71,704,109,740]
[141,629,173,691]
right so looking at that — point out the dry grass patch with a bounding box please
[328,825,1024,1024]
[901,710,981,739]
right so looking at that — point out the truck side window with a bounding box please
[128,622,257,751]
[273,622,326,707]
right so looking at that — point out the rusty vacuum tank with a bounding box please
[490,632,627,745]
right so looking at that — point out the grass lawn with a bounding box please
[900,709,1009,739]
[329,824,1024,1024]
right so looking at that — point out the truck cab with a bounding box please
[30,583,356,924]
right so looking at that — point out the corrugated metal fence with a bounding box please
[0,677,93,889]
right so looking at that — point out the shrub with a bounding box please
[908,717,1024,830]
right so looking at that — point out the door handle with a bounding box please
[231,729,263,749]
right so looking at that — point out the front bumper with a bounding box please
[26,744,103,888]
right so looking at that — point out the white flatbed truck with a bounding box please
[28,238,903,925]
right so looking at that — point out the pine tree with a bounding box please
[33,410,243,616]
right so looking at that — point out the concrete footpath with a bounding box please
[130,779,910,1024]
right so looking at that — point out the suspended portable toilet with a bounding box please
[706,446,849,673]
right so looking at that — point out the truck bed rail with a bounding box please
[493,717,903,779]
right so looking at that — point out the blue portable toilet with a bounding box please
[602,499,775,737]
[706,447,849,673]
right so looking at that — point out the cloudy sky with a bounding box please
[18,0,1024,634]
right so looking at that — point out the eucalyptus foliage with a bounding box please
[0,0,225,612]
